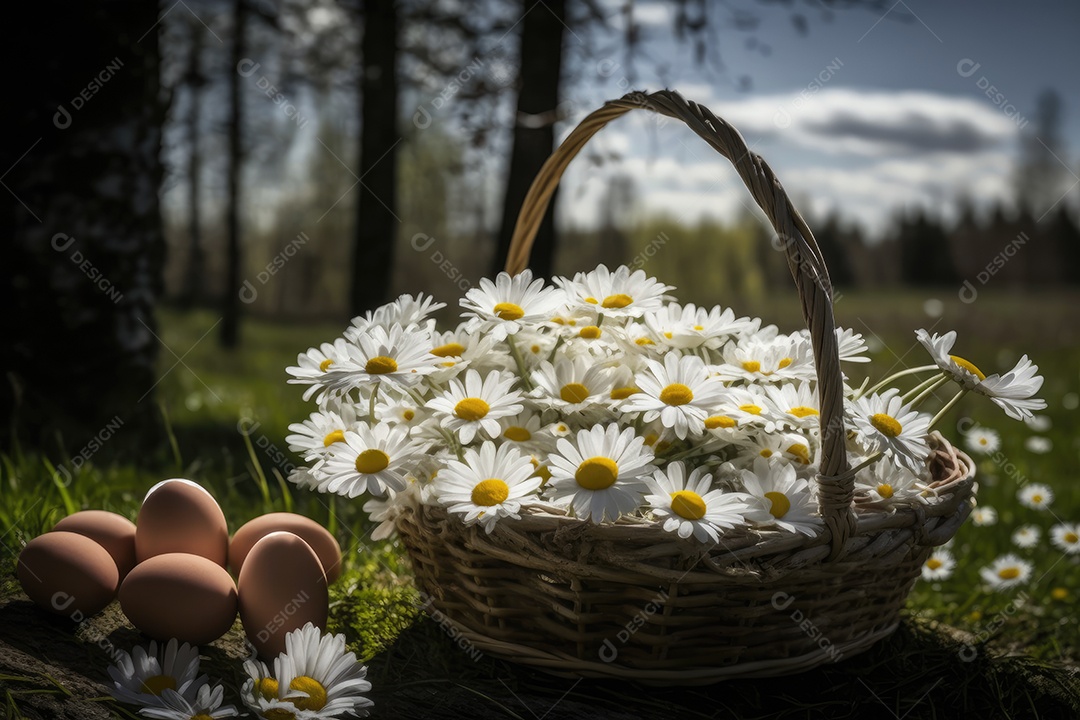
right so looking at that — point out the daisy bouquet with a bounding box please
[284,264,1046,544]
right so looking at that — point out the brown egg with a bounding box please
[238,531,329,659]
[136,478,228,567]
[230,513,342,583]
[17,531,119,618]
[119,553,237,645]
[53,510,137,580]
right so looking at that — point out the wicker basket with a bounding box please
[395,89,977,684]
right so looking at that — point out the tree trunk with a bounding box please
[0,0,165,447]
[491,0,566,279]
[221,0,248,348]
[181,18,206,309]
[351,0,400,316]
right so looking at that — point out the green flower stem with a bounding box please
[506,334,535,390]
[929,388,969,429]
[844,451,885,477]
[905,373,949,408]
[860,365,940,398]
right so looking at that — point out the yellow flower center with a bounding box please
[663,331,673,339]
[764,491,790,519]
[979,438,988,445]
[949,354,986,381]
[870,413,902,438]
[739,404,762,415]
[560,383,591,404]
[493,302,525,320]
[741,360,761,373]
[926,558,943,570]
[760,449,773,458]
[693,324,704,331]
[1052,587,1069,600]
[584,296,598,304]
[778,357,793,369]
[876,483,894,499]
[403,409,415,421]
[788,406,819,418]
[531,344,541,353]
[288,675,328,711]
[601,293,633,309]
[432,342,466,358]
[610,386,639,400]
[323,429,346,447]
[471,479,510,506]
[318,358,334,372]
[256,677,279,700]
[635,337,655,346]
[530,458,552,484]
[355,449,390,474]
[454,397,490,421]
[503,426,532,442]
[575,457,619,490]
[670,490,707,520]
[365,356,398,374]
[997,567,1020,580]
[786,443,811,464]
[192,715,215,720]
[579,325,602,339]
[1031,494,1043,504]
[704,415,736,429]
[139,675,176,696]
[659,383,693,406]
[1065,532,1079,544]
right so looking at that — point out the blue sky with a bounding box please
[553,0,1080,234]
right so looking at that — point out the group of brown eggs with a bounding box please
[16,478,341,659]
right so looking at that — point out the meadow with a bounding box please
[2,287,1079,718]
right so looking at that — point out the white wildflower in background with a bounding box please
[921,549,955,581]
[971,506,998,526]
[1023,414,1052,432]
[1017,483,1054,511]
[963,426,1000,455]
[1024,436,1052,454]
[1050,523,1080,555]
[1011,525,1041,549]
[979,554,1033,591]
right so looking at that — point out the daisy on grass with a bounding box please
[139,683,237,720]
[964,426,1000,455]
[530,356,614,414]
[545,424,655,523]
[850,389,932,474]
[460,269,563,341]
[979,554,1033,591]
[916,330,1046,421]
[645,461,763,543]
[286,339,351,402]
[739,457,823,536]
[242,623,372,719]
[971,506,997,526]
[1024,415,1052,432]
[1050,523,1080,554]
[555,264,672,319]
[623,353,727,439]
[286,407,358,461]
[318,423,426,498]
[108,639,205,709]
[426,369,524,443]
[1012,525,1041,549]
[922,549,955,581]
[1025,436,1052,454]
[434,442,542,533]
[855,460,924,503]
[1018,483,1054,510]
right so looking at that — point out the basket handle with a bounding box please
[505,89,855,558]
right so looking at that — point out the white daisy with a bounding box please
[713,386,781,431]
[460,269,564,341]
[623,353,727,439]
[739,457,823,536]
[964,426,1000,455]
[350,292,446,334]
[554,264,672,318]
[921,549,955,581]
[242,623,372,719]
[1011,525,1041,549]
[285,339,352,402]
[319,423,427,498]
[645,461,764,543]
[764,382,822,431]
[497,411,552,453]
[139,683,238,720]
[834,327,871,363]
[1024,415,1052,432]
[426,369,524,444]
[850,389,932,474]
[915,330,1046,421]
[425,327,505,383]
[1025,436,1052,454]
[529,356,614,414]
[1018,483,1054,510]
[1050,523,1080,554]
[362,492,399,541]
[643,302,757,349]
[336,324,439,391]
[286,407,358,462]
[854,459,924,503]
[979,553,1032,590]
[735,432,815,467]
[714,335,814,384]
[108,639,205,709]
[434,442,542,533]
[971,506,998,526]
[545,424,656,522]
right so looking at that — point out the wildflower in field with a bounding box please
[644,461,765,543]
[460,269,563,341]
[850,389,932,473]
[242,623,372,719]
[963,427,1000,455]
[1024,436,1052,454]
[1050,523,1080,554]
[739,457,823,537]
[138,682,237,720]
[979,554,1033,591]
[426,369,524,444]
[623,353,727,439]
[921,549,955,581]
[1018,483,1054,511]
[971,506,998,526]
[1024,415,1052,432]
[434,442,542,533]
[1011,525,1041,549]
[108,639,205,709]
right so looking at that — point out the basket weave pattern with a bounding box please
[395,90,977,682]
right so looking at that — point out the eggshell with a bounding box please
[53,510,137,580]
[136,478,228,567]
[17,531,119,618]
[119,553,237,645]
[238,531,329,659]
[230,513,342,583]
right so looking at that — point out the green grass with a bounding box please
[2,293,1079,718]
